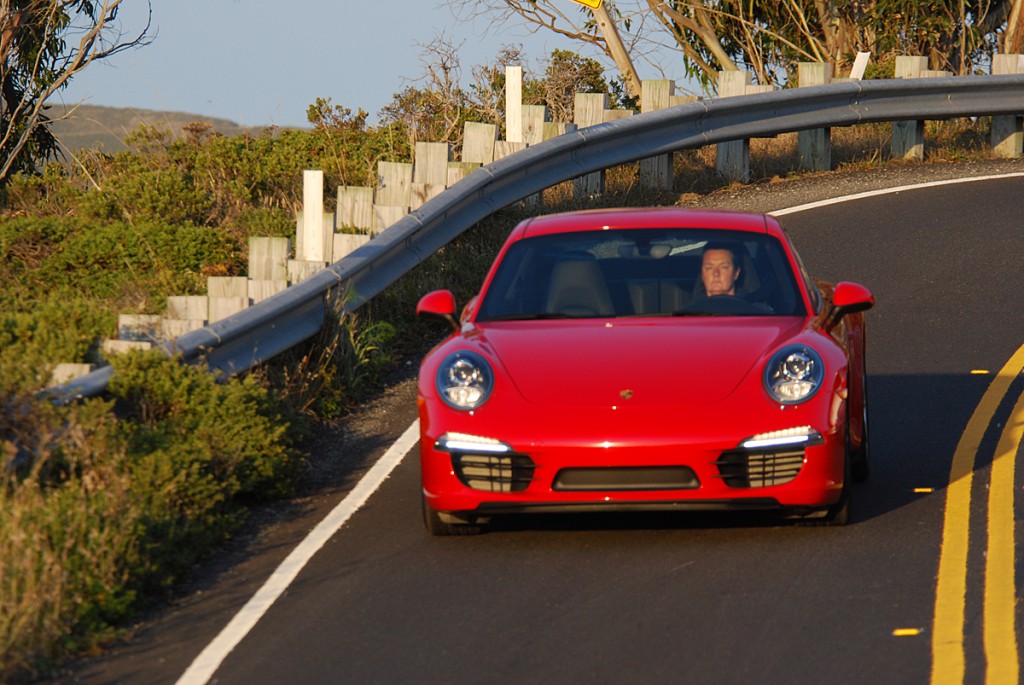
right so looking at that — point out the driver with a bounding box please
[701,243,745,298]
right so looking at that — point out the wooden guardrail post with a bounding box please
[446,161,479,186]
[462,122,499,165]
[992,54,1024,158]
[292,170,333,281]
[337,187,374,231]
[543,121,577,140]
[208,276,249,322]
[164,296,208,338]
[893,61,951,160]
[505,66,524,143]
[892,56,929,159]
[413,142,450,186]
[520,104,549,208]
[376,161,412,205]
[716,71,753,182]
[411,142,449,210]
[100,315,159,360]
[100,339,151,357]
[574,93,609,197]
[375,161,412,233]
[297,170,328,262]
[522,105,548,146]
[603,109,634,123]
[50,363,95,386]
[335,186,375,260]
[494,141,527,161]
[797,63,833,171]
[639,79,675,189]
[249,236,290,303]
[117,314,161,343]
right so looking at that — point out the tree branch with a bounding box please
[0,0,153,183]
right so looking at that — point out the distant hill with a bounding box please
[48,103,279,153]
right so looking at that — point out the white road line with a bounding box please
[175,420,420,685]
[769,172,1024,217]
[174,169,1024,685]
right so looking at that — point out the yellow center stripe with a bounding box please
[931,343,1024,685]
[985,391,1023,684]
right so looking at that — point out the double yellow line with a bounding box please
[932,344,1024,684]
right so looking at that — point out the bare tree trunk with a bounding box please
[593,2,642,98]
[1007,0,1024,53]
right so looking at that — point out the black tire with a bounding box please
[850,350,870,483]
[793,436,852,527]
[421,494,483,536]
[825,459,852,526]
[824,430,855,526]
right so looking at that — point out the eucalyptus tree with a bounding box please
[0,0,151,185]
[447,0,1024,91]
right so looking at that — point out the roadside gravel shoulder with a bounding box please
[680,158,1024,214]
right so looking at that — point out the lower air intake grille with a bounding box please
[716,449,805,488]
[452,453,535,493]
[553,466,699,491]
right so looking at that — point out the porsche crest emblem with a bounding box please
[620,389,634,400]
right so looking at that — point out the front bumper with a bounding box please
[419,398,846,516]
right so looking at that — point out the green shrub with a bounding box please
[0,210,253,395]
[0,215,75,281]
[4,118,412,230]
[0,394,139,677]
[0,351,299,679]
[227,206,296,240]
[0,295,115,393]
[109,350,300,502]
[77,164,214,226]
[36,219,241,299]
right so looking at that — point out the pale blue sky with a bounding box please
[60,0,613,129]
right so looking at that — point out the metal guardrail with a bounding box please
[50,74,1024,402]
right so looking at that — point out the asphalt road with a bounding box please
[58,171,1024,685]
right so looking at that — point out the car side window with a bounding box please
[787,244,822,313]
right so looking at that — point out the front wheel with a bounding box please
[825,463,852,526]
[850,357,870,483]
[789,448,852,527]
[421,494,484,536]
[825,428,855,525]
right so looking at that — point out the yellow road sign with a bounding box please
[570,0,603,8]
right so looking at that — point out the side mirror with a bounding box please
[417,289,459,332]
[827,281,874,329]
[833,281,875,314]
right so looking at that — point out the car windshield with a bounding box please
[476,228,807,320]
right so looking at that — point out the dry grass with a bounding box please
[535,118,994,210]
[0,404,140,680]
[0,350,301,681]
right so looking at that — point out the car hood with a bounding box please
[478,318,807,408]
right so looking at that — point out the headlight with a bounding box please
[764,345,824,404]
[741,426,823,449]
[436,351,493,410]
[436,432,512,453]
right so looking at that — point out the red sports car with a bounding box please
[416,207,873,535]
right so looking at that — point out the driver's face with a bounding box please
[702,249,740,297]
